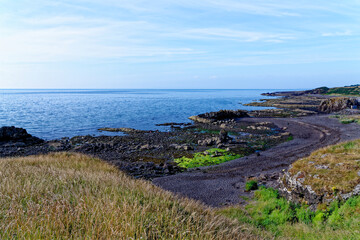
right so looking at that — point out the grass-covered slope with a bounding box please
[0,153,256,239]
[315,85,360,96]
[218,139,360,239]
[290,140,360,194]
[326,85,360,96]
[221,187,360,240]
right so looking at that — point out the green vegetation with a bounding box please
[4,137,360,239]
[220,187,360,239]
[0,153,257,239]
[289,139,360,194]
[287,135,294,141]
[245,180,258,192]
[322,85,360,96]
[332,114,360,124]
[174,148,242,168]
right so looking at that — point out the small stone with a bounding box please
[315,165,329,170]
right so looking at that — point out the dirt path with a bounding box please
[153,115,360,207]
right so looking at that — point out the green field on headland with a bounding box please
[322,85,360,96]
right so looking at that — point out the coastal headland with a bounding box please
[4,85,360,238]
[2,85,360,207]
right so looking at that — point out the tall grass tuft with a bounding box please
[0,153,257,239]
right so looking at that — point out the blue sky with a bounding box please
[0,0,359,89]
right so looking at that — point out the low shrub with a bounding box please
[245,180,258,192]
[221,186,360,239]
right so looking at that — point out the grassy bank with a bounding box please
[220,139,360,239]
[290,139,360,195]
[221,187,360,239]
[0,153,260,239]
[325,85,360,96]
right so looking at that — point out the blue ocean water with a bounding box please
[0,89,282,140]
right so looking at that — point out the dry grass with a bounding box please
[0,153,259,239]
[290,140,360,194]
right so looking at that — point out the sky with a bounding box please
[0,0,359,89]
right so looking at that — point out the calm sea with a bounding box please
[0,89,284,140]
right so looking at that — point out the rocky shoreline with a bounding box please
[0,113,289,179]
[3,86,360,202]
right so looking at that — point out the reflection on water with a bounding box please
[0,89,282,139]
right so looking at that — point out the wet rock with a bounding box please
[121,162,184,180]
[169,144,193,151]
[98,127,148,134]
[198,137,221,146]
[140,144,151,150]
[156,122,190,127]
[219,129,229,143]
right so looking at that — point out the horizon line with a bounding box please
[0,88,303,90]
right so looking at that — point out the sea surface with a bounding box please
[0,89,286,140]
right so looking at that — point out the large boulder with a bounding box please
[189,110,249,124]
[319,97,360,113]
[0,126,44,145]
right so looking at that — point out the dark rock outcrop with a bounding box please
[189,110,249,124]
[0,126,43,146]
[122,162,184,180]
[318,97,360,113]
[219,129,229,143]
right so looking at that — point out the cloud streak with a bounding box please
[0,0,360,88]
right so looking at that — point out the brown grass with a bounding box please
[290,140,360,194]
[0,153,260,239]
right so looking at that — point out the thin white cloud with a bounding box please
[176,28,296,42]
[1,0,360,88]
[0,15,200,64]
[322,30,353,37]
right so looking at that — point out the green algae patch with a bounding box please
[174,148,242,168]
[332,114,360,124]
